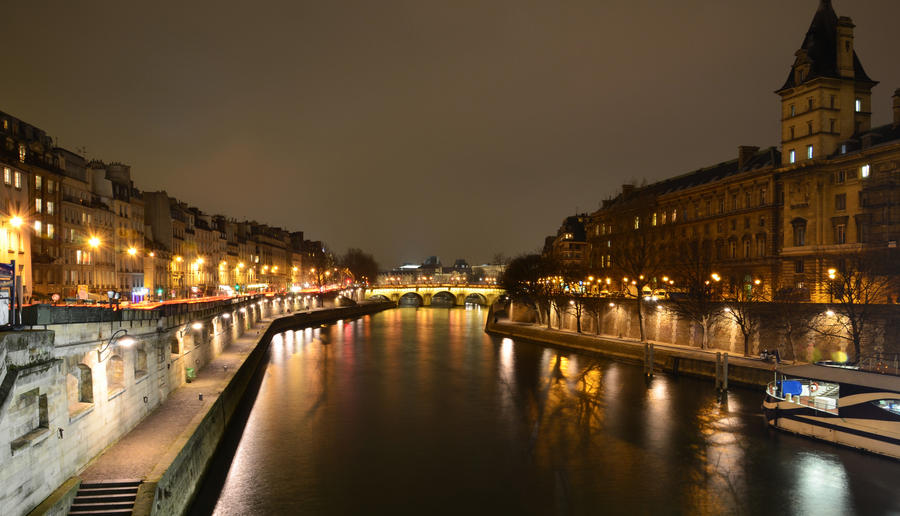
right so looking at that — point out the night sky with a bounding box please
[2,1,899,268]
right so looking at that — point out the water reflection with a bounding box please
[198,309,900,516]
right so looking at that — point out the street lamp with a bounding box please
[97,328,135,362]
[9,215,23,228]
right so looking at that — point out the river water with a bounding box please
[191,308,900,515]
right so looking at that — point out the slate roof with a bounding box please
[778,0,875,92]
[829,122,900,158]
[602,147,780,209]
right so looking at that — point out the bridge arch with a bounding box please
[463,292,488,306]
[431,291,457,308]
[398,292,424,307]
[367,294,391,303]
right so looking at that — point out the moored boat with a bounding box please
[762,364,900,459]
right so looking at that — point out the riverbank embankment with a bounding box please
[485,312,777,388]
[33,301,393,516]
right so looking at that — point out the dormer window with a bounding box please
[861,164,870,178]
[789,150,796,163]
[855,98,862,112]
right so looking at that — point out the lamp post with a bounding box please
[97,328,135,362]
[827,267,837,303]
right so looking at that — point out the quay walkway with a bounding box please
[486,316,780,387]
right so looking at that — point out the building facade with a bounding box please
[562,0,900,303]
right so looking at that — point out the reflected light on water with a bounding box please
[200,309,900,516]
[794,453,851,514]
[500,338,514,379]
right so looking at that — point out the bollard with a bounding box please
[199,393,203,401]
[723,353,729,391]
[715,352,722,390]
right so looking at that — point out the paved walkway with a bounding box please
[80,316,276,482]
[490,319,787,371]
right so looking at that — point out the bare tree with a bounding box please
[721,280,769,357]
[500,254,561,328]
[811,249,899,363]
[610,229,664,342]
[667,239,722,350]
[770,285,813,362]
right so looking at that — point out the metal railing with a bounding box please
[858,353,900,375]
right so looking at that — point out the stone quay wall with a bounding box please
[0,293,334,516]
[508,299,900,363]
[486,312,774,387]
[139,301,395,516]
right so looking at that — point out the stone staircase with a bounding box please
[68,480,141,515]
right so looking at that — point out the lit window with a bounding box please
[789,150,796,164]
[18,144,25,162]
[841,144,847,154]
[14,171,21,189]
[806,145,814,160]
[860,164,870,178]
[790,104,795,117]
[46,201,53,215]
[35,175,41,190]
[855,98,861,112]
[34,220,41,235]
[3,167,9,185]
[651,213,657,226]
[661,211,667,225]
[47,223,55,239]
[76,249,83,264]
[672,209,677,222]
[634,216,640,230]
[35,198,42,213]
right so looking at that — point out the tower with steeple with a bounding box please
[776,0,877,165]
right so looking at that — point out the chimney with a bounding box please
[836,16,855,79]
[738,146,760,170]
[621,184,635,198]
[893,89,900,126]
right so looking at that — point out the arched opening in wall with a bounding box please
[107,355,125,397]
[431,291,456,308]
[367,294,390,302]
[464,293,488,307]
[67,364,93,416]
[398,292,423,307]
[134,346,148,379]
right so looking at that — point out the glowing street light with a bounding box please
[711,273,721,282]
[127,247,138,256]
[88,236,101,248]
[9,216,23,228]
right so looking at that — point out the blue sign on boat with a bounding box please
[0,263,13,278]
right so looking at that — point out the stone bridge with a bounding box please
[365,284,504,307]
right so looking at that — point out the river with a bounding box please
[190,307,900,515]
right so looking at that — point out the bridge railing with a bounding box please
[370,283,501,289]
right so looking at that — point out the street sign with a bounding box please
[0,263,13,278]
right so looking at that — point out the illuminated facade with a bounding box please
[576,0,900,302]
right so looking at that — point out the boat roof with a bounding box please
[781,364,900,392]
